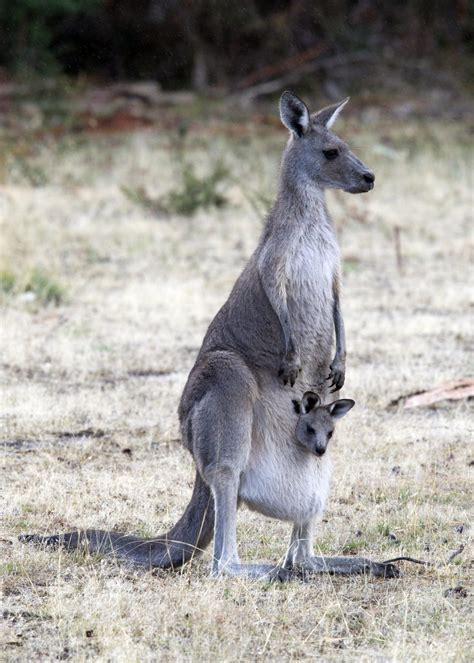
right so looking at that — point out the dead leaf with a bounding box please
[390,379,474,409]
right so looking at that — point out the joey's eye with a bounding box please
[323,149,339,160]
[306,424,316,436]
[327,431,333,440]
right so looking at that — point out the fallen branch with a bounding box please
[447,544,465,563]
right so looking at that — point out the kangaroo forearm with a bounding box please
[326,285,346,392]
[280,309,295,355]
[258,262,295,355]
[333,291,346,359]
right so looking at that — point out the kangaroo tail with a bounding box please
[19,471,214,569]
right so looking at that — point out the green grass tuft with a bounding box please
[26,269,65,305]
[164,160,229,216]
[0,271,16,293]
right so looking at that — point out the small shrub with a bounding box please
[26,269,65,305]
[0,271,16,293]
[14,158,49,187]
[164,161,229,216]
[122,160,229,217]
[121,185,169,216]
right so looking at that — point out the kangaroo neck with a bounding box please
[272,166,330,230]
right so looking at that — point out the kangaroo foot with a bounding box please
[295,556,399,579]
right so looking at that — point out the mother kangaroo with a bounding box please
[22,93,396,579]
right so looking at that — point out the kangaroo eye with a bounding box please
[306,424,316,435]
[327,431,333,440]
[323,149,339,160]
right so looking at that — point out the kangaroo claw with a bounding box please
[278,352,301,388]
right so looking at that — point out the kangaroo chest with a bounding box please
[284,222,339,369]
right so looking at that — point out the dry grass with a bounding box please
[1,110,473,661]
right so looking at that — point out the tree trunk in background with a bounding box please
[192,44,209,92]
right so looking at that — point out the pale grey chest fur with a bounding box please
[286,217,340,378]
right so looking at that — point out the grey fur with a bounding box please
[20,92,397,580]
[293,390,355,457]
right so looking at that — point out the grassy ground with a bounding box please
[1,105,473,661]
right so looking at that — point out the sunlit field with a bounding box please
[1,106,472,661]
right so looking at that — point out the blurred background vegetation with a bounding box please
[0,1,472,97]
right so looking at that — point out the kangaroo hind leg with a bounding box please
[191,360,288,581]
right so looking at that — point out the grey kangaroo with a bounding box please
[21,92,399,580]
[293,391,355,457]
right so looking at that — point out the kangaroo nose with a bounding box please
[363,171,375,184]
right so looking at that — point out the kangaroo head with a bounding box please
[279,91,375,194]
[293,391,355,457]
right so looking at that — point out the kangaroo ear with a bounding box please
[301,391,320,414]
[280,91,310,137]
[328,398,355,420]
[314,97,349,129]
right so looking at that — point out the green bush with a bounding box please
[164,161,229,216]
[122,159,229,218]
[0,271,16,293]
[26,269,65,305]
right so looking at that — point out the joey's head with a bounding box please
[293,391,355,457]
[279,91,375,194]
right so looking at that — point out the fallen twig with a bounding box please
[381,556,432,566]
[447,544,465,563]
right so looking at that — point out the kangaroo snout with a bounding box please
[346,169,375,194]
[354,167,375,192]
[313,444,327,457]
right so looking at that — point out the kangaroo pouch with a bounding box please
[238,390,331,524]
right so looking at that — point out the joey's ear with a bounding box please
[280,91,310,137]
[328,399,355,420]
[301,391,320,414]
[314,97,349,129]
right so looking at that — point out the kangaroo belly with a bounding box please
[238,393,331,524]
[239,449,330,524]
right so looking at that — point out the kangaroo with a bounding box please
[293,391,355,456]
[21,92,399,580]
